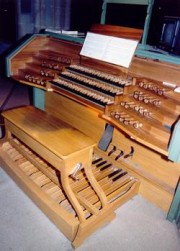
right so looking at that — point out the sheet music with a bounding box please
[80,32,138,68]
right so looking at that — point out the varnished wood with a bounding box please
[91,24,143,41]
[130,56,180,86]
[0,105,139,248]
[2,106,95,160]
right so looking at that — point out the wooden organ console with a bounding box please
[0,25,180,248]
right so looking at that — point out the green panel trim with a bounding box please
[101,1,108,24]
[141,0,154,44]
[167,179,180,224]
[33,88,45,110]
[136,44,180,65]
[101,0,149,28]
[102,0,148,4]
[168,120,180,162]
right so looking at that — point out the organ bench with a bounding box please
[0,105,139,248]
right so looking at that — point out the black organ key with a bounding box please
[59,72,120,97]
[112,171,128,182]
[96,160,108,168]
[92,157,103,165]
[100,163,112,171]
[115,150,124,160]
[124,146,134,159]
[108,145,117,156]
[66,66,125,88]
[50,80,110,107]
[108,169,122,178]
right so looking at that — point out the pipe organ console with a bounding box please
[1,25,180,248]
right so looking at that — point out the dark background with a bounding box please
[105,3,147,29]
[147,0,180,46]
[0,0,180,50]
[70,0,102,32]
[0,0,17,43]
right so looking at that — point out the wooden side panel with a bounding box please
[45,91,106,142]
[9,35,82,88]
[47,37,82,60]
[10,36,49,76]
[130,56,180,86]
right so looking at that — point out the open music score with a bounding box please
[80,32,138,68]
